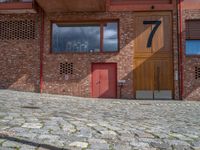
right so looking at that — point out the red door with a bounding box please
[92,63,117,98]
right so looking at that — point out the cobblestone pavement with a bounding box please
[0,90,200,150]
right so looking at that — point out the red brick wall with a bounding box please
[0,10,180,100]
[42,11,179,99]
[43,12,134,99]
[0,13,41,92]
[182,9,200,100]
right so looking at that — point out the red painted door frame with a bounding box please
[91,63,117,98]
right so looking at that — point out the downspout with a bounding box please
[178,0,183,100]
[40,8,45,93]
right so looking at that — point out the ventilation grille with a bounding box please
[0,20,36,40]
[195,66,200,79]
[60,62,73,75]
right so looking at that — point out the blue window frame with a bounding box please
[186,40,200,55]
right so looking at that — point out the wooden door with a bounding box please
[92,63,117,98]
[134,12,173,99]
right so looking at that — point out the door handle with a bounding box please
[157,67,160,91]
[96,81,100,84]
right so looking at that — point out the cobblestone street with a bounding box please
[0,90,200,150]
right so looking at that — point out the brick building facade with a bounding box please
[0,0,199,100]
[180,0,200,100]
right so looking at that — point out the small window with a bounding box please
[186,20,200,55]
[186,40,200,55]
[103,22,118,52]
[52,21,119,53]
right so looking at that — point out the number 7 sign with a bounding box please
[143,20,161,48]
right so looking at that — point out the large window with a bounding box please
[52,21,119,53]
[186,20,200,55]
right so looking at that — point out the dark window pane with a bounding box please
[186,40,200,55]
[52,23,100,52]
[103,22,118,52]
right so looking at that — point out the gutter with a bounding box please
[40,8,45,93]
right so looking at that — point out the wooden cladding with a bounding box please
[186,20,200,40]
[134,12,173,99]
[109,0,175,11]
[0,0,36,14]
[111,0,172,5]
[36,0,106,12]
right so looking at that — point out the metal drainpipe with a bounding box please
[40,8,45,93]
[178,0,184,100]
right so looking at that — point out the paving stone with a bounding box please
[0,90,200,150]
[139,138,162,144]
[0,139,5,144]
[63,124,76,134]
[150,142,172,150]
[193,141,200,150]
[37,147,49,150]
[88,139,109,150]
[2,141,21,148]
[28,129,49,135]
[169,133,192,141]
[0,147,15,150]
[164,139,191,147]
[100,131,117,139]
[38,134,60,141]
[114,144,132,150]
[22,123,43,129]
[69,141,89,148]
[119,133,136,142]
[20,144,37,150]
[77,128,93,138]
[185,134,199,139]
[135,131,155,138]
[87,123,97,127]
[130,139,151,149]
[0,126,10,131]
[173,145,192,150]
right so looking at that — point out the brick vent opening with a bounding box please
[0,20,36,40]
[195,66,200,79]
[60,62,74,75]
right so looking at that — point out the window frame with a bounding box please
[185,19,200,57]
[50,20,120,54]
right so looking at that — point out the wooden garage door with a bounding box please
[134,12,173,99]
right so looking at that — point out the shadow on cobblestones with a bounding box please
[0,134,69,150]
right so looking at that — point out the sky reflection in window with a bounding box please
[103,22,118,52]
[52,23,100,52]
[186,40,200,55]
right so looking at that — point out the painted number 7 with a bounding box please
[143,20,161,48]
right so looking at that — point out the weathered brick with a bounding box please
[181,9,200,100]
